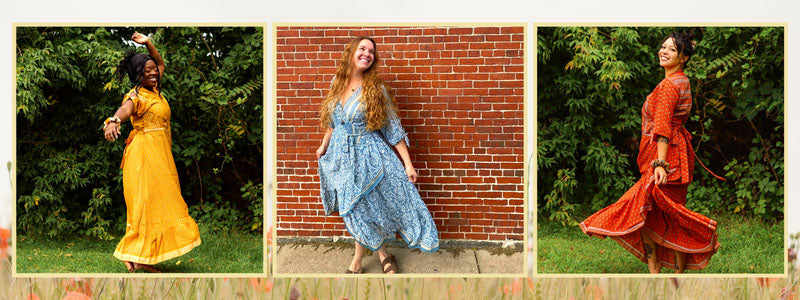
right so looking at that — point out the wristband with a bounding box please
[103,116,121,130]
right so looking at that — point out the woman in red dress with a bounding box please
[580,32,721,273]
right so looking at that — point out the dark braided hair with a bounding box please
[115,50,161,95]
[664,31,696,68]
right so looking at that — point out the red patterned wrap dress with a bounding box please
[580,71,720,270]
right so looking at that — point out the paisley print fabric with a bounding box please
[580,71,719,270]
[318,86,439,252]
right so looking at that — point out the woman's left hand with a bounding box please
[104,122,121,142]
[405,165,418,183]
[131,32,149,44]
[653,166,667,185]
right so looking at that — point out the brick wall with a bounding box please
[275,26,525,242]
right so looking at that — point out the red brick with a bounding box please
[276,26,523,243]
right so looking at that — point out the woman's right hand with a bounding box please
[104,122,121,142]
[316,144,327,159]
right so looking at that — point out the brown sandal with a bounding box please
[345,268,363,274]
[380,254,398,274]
[124,261,135,273]
[124,261,162,273]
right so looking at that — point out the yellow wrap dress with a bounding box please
[113,87,201,265]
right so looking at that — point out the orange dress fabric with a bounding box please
[113,87,201,265]
[580,71,720,270]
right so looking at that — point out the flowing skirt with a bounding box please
[580,174,719,270]
[114,130,201,265]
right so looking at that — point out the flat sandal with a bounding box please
[380,254,398,274]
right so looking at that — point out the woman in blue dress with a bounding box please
[316,37,439,274]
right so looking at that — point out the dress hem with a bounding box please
[114,238,201,265]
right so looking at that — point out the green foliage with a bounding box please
[16,27,264,238]
[538,27,784,225]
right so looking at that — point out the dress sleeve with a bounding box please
[122,90,147,117]
[379,88,410,147]
[652,80,679,143]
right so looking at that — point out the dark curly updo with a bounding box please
[115,50,161,94]
[664,31,696,68]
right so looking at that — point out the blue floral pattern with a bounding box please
[318,86,439,252]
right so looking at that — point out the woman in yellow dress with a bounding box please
[103,32,201,273]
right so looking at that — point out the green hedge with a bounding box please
[537,27,784,225]
[16,27,264,239]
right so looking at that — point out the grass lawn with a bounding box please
[16,224,263,273]
[538,213,784,273]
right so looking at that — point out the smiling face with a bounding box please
[351,39,376,74]
[658,37,688,71]
[140,59,159,89]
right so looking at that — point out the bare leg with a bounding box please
[674,250,687,273]
[376,245,396,274]
[348,243,365,273]
[641,232,661,273]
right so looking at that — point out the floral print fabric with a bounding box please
[318,87,439,252]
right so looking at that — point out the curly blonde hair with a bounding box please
[319,37,397,131]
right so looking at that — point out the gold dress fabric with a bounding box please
[113,87,201,265]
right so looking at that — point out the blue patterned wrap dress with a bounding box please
[318,86,440,252]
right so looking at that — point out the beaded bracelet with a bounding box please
[650,159,670,173]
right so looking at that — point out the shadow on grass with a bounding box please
[15,224,262,273]
[538,213,783,274]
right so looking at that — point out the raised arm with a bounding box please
[131,32,165,78]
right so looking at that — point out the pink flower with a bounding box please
[511,278,522,296]
[61,291,91,300]
[62,278,93,298]
[781,287,796,300]
[585,284,605,300]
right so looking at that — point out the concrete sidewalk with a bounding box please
[275,240,524,274]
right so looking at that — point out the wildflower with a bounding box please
[26,293,40,300]
[781,287,796,300]
[511,278,522,296]
[289,285,300,300]
[61,291,91,300]
[789,248,796,263]
[585,283,605,300]
[756,278,779,288]
[249,278,273,292]
[0,227,9,260]
[449,283,463,297]
[62,278,93,298]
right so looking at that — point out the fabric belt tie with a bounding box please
[674,126,726,181]
[120,127,166,168]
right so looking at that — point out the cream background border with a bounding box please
[0,0,797,280]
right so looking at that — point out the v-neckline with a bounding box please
[339,85,362,108]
